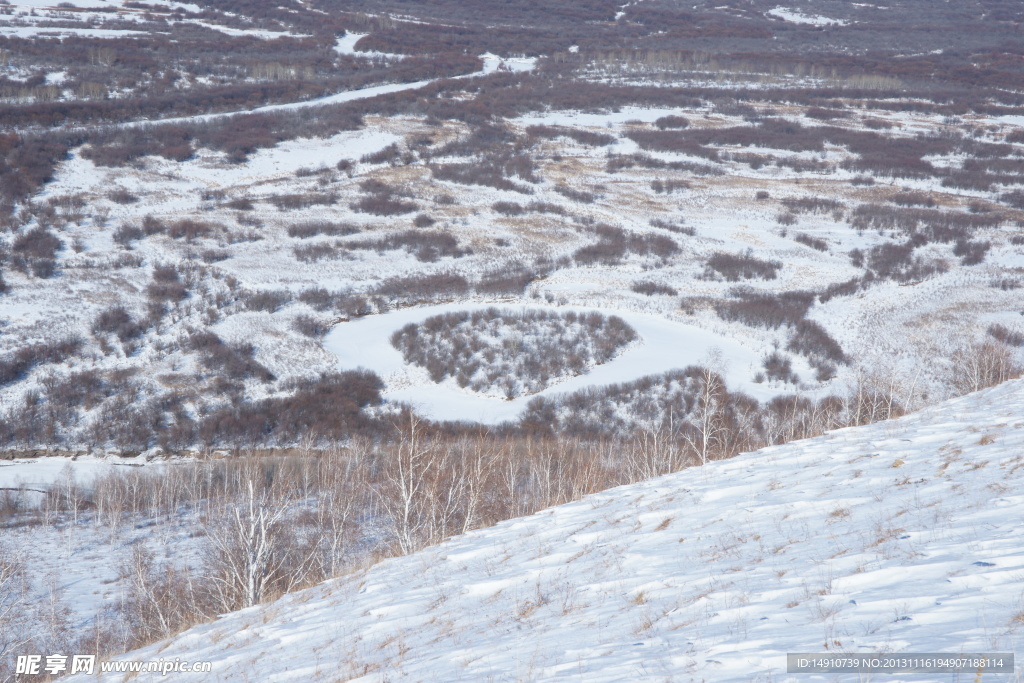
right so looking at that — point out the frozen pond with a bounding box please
[323,303,768,424]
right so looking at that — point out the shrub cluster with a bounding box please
[631,280,678,296]
[374,271,472,303]
[391,308,636,397]
[0,337,82,386]
[10,227,61,278]
[574,224,678,266]
[987,323,1024,347]
[762,351,798,384]
[286,221,359,238]
[146,265,188,305]
[188,331,274,382]
[705,251,781,281]
[525,125,615,147]
[349,230,470,262]
[794,233,827,251]
[715,288,814,328]
[92,306,146,343]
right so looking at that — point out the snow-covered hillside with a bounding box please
[73,379,1024,682]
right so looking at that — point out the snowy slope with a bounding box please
[69,379,1024,682]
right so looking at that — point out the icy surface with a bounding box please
[324,303,766,424]
[69,379,1024,681]
[767,7,848,25]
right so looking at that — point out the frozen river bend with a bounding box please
[323,303,767,424]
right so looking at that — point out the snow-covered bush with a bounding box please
[391,308,637,397]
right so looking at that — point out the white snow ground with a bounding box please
[71,378,1024,682]
[766,7,849,26]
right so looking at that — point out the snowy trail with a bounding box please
[325,302,782,424]
[115,52,535,129]
[67,378,1024,682]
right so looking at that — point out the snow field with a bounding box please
[68,378,1024,682]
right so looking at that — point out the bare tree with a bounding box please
[683,366,728,465]
[952,340,1021,395]
[204,477,292,610]
[0,545,30,666]
[376,414,434,555]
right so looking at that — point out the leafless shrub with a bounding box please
[166,219,221,242]
[107,188,139,204]
[787,319,847,364]
[431,156,536,194]
[892,191,936,207]
[762,351,798,383]
[113,544,206,650]
[297,287,335,311]
[850,176,875,186]
[553,185,596,203]
[286,221,359,238]
[863,117,894,130]
[201,248,230,263]
[794,233,827,251]
[715,288,813,328]
[527,201,566,215]
[269,193,338,211]
[198,371,381,445]
[847,204,999,236]
[225,197,254,211]
[951,340,1022,395]
[374,271,470,303]
[654,115,690,130]
[782,197,843,215]
[113,223,144,247]
[953,239,990,265]
[243,290,291,313]
[0,337,82,386]
[292,314,331,337]
[146,264,187,303]
[351,194,419,215]
[188,331,274,382]
[819,277,867,303]
[632,280,678,296]
[92,306,145,343]
[10,227,61,276]
[860,241,948,282]
[650,179,690,194]
[649,218,695,236]
[113,253,144,269]
[990,276,1021,291]
[705,251,781,281]
[361,143,403,165]
[349,230,469,262]
[525,125,615,146]
[142,215,166,236]
[413,214,436,228]
[476,263,539,295]
[493,201,526,216]
[987,323,1024,347]
[776,211,797,226]
[293,243,343,263]
[575,224,678,266]
[391,308,636,396]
